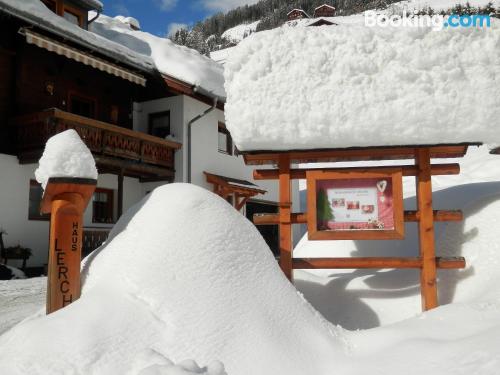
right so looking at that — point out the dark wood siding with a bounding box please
[15,44,142,128]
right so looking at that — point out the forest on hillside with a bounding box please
[170,0,394,54]
[170,0,499,55]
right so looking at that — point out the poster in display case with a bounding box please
[306,169,404,240]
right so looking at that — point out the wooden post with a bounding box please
[416,148,438,311]
[41,178,96,314]
[278,155,293,280]
[117,169,124,219]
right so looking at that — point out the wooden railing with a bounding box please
[12,108,182,170]
[83,228,110,257]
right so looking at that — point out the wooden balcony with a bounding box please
[11,108,182,180]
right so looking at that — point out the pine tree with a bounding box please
[317,189,333,228]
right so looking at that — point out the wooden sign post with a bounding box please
[41,177,96,314]
[245,145,473,312]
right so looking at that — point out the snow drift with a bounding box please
[224,23,500,151]
[0,184,344,375]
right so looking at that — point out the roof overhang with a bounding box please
[240,144,481,166]
[163,75,225,110]
[204,171,266,208]
[22,29,146,86]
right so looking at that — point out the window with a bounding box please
[110,105,119,125]
[28,180,50,221]
[92,188,114,224]
[148,111,170,138]
[69,92,96,118]
[218,122,233,155]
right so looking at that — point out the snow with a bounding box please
[221,21,260,44]
[0,0,155,73]
[225,23,500,151]
[0,183,344,374]
[34,129,98,190]
[114,15,141,30]
[91,14,226,99]
[2,148,500,373]
[393,0,500,12]
[0,277,45,335]
[82,0,103,11]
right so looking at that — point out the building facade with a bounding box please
[0,0,301,270]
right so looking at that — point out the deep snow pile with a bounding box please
[34,129,97,190]
[0,184,344,375]
[225,24,500,151]
[91,14,226,98]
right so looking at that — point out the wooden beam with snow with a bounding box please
[293,257,466,270]
[253,210,463,226]
[242,144,475,165]
[253,164,460,180]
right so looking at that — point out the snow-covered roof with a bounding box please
[0,0,155,74]
[91,14,226,99]
[315,4,336,10]
[287,8,310,17]
[225,24,500,152]
[75,0,103,11]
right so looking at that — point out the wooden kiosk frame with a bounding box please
[247,144,476,312]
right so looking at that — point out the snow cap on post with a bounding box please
[35,129,98,190]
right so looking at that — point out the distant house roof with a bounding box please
[286,9,310,18]
[0,0,154,75]
[315,4,336,11]
[308,18,337,27]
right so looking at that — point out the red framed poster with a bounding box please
[306,169,404,240]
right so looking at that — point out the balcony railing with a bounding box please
[12,108,182,175]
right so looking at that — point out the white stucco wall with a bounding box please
[135,95,302,245]
[0,154,146,268]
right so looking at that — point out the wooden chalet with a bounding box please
[313,4,336,18]
[287,9,310,21]
[0,0,192,264]
[0,0,183,215]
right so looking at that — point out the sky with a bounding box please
[101,0,259,36]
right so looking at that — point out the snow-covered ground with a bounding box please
[221,21,260,44]
[0,277,45,335]
[1,148,500,374]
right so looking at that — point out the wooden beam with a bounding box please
[253,210,463,226]
[278,154,293,280]
[404,210,463,222]
[254,213,307,225]
[94,156,175,179]
[253,164,460,180]
[243,144,474,166]
[416,148,439,311]
[293,257,465,269]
